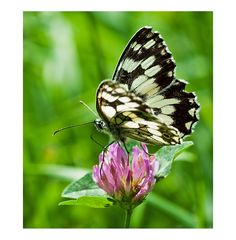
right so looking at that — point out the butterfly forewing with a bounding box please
[113,26,176,97]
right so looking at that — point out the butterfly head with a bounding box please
[94,119,106,132]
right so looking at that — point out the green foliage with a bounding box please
[60,173,112,208]
[156,141,193,179]
[23,12,213,228]
[59,197,113,208]
[147,193,197,227]
[61,173,106,199]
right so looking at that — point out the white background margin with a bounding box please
[1,1,235,240]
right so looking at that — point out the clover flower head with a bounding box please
[93,143,159,207]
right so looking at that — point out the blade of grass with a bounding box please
[24,163,89,181]
[147,193,198,227]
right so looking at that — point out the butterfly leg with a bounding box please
[90,130,104,149]
[140,142,152,156]
[90,130,116,176]
[100,140,116,176]
[119,140,130,161]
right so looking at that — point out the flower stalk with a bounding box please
[124,207,133,228]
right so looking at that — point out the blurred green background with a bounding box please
[23,12,213,228]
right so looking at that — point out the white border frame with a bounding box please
[1,1,236,240]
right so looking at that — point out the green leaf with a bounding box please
[62,172,106,199]
[60,173,115,208]
[156,141,193,179]
[59,196,113,208]
[174,151,196,162]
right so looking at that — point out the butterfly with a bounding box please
[94,26,199,147]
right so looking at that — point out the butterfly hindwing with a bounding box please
[119,111,181,145]
[146,79,199,137]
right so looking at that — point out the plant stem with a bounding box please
[124,207,133,228]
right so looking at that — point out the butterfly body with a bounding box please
[95,26,199,146]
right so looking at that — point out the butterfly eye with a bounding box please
[94,119,106,131]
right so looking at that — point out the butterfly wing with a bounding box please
[96,81,181,145]
[117,110,181,145]
[112,26,199,138]
[113,26,175,94]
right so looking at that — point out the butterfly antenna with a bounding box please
[53,122,94,136]
[80,100,98,118]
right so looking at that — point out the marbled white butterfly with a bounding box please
[94,26,199,146]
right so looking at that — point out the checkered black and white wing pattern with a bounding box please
[113,27,175,94]
[112,26,199,138]
[96,81,181,145]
